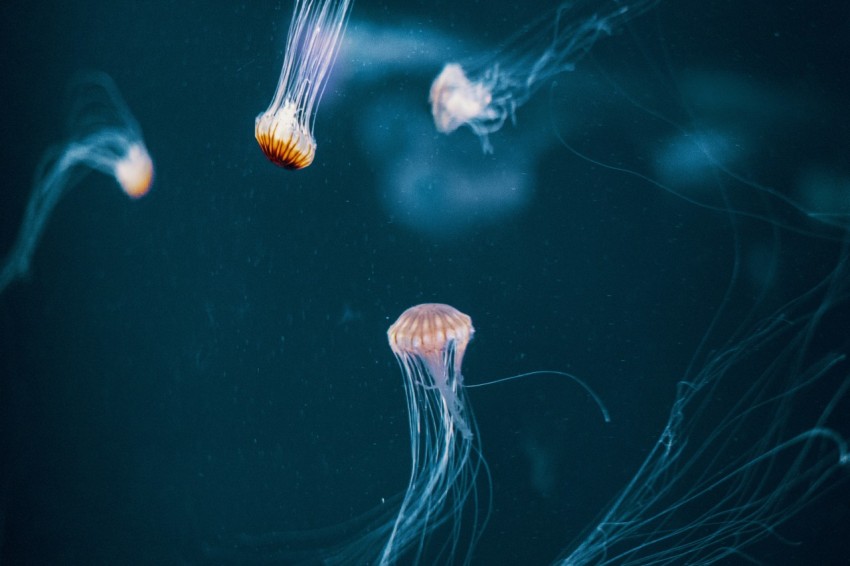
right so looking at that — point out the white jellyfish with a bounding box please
[429,0,659,151]
[255,0,354,170]
[0,72,153,295]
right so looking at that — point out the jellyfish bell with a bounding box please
[59,128,154,203]
[388,302,474,374]
[255,0,354,170]
[254,101,316,170]
[114,142,154,199]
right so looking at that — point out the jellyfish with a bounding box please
[255,0,354,170]
[0,73,153,296]
[388,303,475,438]
[359,303,486,563]
[429,0,659,151]
[210,303,488,565]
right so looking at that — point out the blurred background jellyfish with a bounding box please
[352,88,547,240]
[255,0,354,170]
[0,72,153,295]
[429,0,659,151]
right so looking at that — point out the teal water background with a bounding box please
[1,1,849,564]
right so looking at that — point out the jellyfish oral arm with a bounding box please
[399,352,474,441]
[438,378,474,440]
[431,346,475,440]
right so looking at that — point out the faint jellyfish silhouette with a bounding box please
[429,0,659,151]
[255,0,354,170]
[355,92,538,239]
[0,72,153,295]
[625,69,850,233]
[382,138,535,239]
[332,19,463,86]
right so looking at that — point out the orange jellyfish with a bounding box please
[255,0,354,170]
[0,73,153,295]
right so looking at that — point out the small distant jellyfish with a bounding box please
[255,0,354,170]
[429,0,659,151]
[0,72,153,295]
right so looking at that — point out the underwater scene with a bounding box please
[1,0,849,564]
